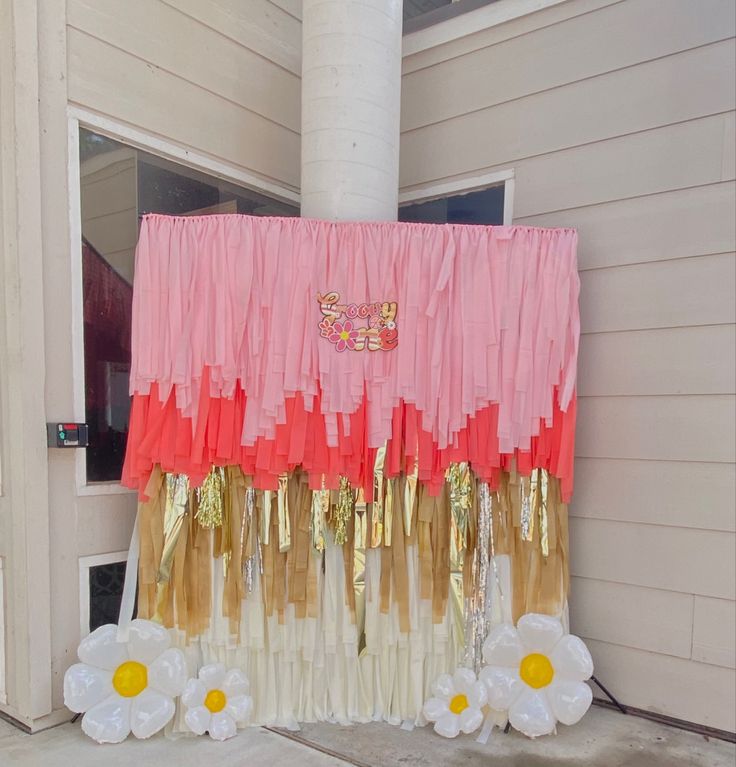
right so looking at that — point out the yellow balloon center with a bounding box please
[205,689,227,714]
[449,693,469,715]
[519,653,555,689]
[112,661,148,698]
[340,330,350,340]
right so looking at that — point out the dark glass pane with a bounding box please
[398,184,505,225]
[80,127,299,482]
[88,561,137,632]
[137,156,298,218]
[403,0,497,32]
[80,127,137,482]
[403,0,452,20]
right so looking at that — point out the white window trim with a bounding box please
[402,0,568,56]
[399,168,515,225]
[78,550,129,640]
[68,108,300,497]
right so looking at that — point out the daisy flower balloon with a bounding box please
[422,667,488,738]
[182,663,253,741]
[480,613,594,738]
[64,619,188,743]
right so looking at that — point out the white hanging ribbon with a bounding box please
[116,511,140,642]
[475,716,495,744]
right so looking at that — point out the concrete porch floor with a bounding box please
[0,706,733,767]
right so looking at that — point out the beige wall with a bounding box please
[67,0,301,191]
[401,0,736,732]
[0,0,301,729]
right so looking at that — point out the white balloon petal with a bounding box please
[81,694,132,744]
[222,668,250,698]
[226,694,253,723]
[452,667,476,690]
[63,663,113,713]
[509,689,556,738]
[181,678,207,709]
[78,624,128,671]
[434,712,461,738]
[548,680,593,726]
[479,665,524,711]
[198,663,227,691]
[551,635,594,682]
[209,711,237,741]
[127,619,171,664]
[459,707,484,734]
[130,687,176,739]
[185,705,211,735]
[148,647,188,697]
[422,697,449,721]
[517,613,564,654]
[469,680,488,709]
[482,623,523,667]
[431,673,454,698]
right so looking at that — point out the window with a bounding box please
[399,184,505,225]
[80,128,299,483]
[403,0,498,33]
[88,560,136,632]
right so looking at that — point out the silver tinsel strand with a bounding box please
[243,487,256,593]
[463,481,492,672]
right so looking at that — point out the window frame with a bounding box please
[398,168,515,225]
[67,108,300,496]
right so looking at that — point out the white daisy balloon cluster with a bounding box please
[182,663,254,741]
[64,619,188,743]
[422,667,488,738]
[64,619,253,744]
[423,613,594,740]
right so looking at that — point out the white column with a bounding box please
[301,0,403,221]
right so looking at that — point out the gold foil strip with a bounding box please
[520,475,533,542]
[196,466,225,529]
[277,473,291,553]
[158,473,189,583]
[448,462,472,553]
[370,445,386,548]
[403,467,418,538]
[261,490,272,545]
[355,505,367,549]
[383,477,394,547]
[334,476,354,546]
[311,488,328,551]
[354,488,367,549]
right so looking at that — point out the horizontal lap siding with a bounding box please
[67,0,301,189]
[401,0,736,730]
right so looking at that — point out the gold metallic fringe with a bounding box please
[136,463,568,640]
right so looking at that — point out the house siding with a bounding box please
[401,0,736,731]
[67,0,301,190]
